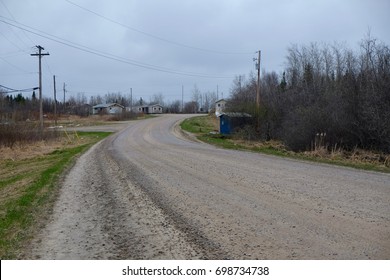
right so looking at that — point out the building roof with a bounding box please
[219,112,252,118]
[215,99,226,103]
[132,104,163,108]
[93,103,124,109]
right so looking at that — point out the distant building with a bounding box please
[130,104,163,114]
[215,99,226,117]
[92,103,124,115]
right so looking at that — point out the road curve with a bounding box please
[31,114,390,259]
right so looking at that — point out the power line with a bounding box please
[0,84,39,93]
[0,0,32,51]
[0,56,36,74]
[0,16,235,79]
[65,0,252,55]
[0,29,26,52]
[0,0,54,77]
[0,49,30,58]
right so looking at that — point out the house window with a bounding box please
[218,104,220,107]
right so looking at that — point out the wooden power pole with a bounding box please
[63,83,66,113]
[130,88,133,112]
[256,50,261,109]
[53,75,57,126]
[31,45,49,132]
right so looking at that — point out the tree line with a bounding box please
[0,84,219,120]
[229,34,390,153]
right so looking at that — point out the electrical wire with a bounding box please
[0,84,39,93]
[0,0,31,51]
[65,0,252,55]
[0,16,235,79]
[0,0,54,77]
[0,57,36,74]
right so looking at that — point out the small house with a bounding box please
[92,103,124,115]
[215,99,226,117]
[219,112,252,134]
[131,104,163,114]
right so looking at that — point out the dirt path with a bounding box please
[30,115,390,259]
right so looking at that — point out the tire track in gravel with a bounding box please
[30,114,390,259]
[30,128,205,259]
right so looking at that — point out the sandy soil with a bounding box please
[29,114,390,259]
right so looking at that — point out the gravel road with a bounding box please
[31,114,390,259]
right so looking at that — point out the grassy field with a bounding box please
[0,131,111,259]
[181,115,390,173]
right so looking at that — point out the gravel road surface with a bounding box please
[31,114,390,259]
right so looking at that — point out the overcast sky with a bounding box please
[1,0,389,104]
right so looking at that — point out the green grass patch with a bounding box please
[0,131,111,259]
[180,115,218,134]
[181,115,390,173]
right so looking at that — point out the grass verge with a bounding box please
[0,131,111,259]
[181,115,390,173]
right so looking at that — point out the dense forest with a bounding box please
[229,35,390,153]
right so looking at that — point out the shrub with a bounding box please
[0,122,59,148]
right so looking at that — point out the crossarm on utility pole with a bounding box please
[31,45,49,133]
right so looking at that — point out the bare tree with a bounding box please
[167,100,181,113]
[203,91,217,112]
[150,93,165,106]
[184,101,198,113]
[228,35,390,153]
[191,84,202,110]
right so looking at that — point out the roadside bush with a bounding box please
[228,34,390,154]
[0,122,59,148]
[107,111,138,121]
[234,125,259,141]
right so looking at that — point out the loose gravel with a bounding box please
[30,115,390,259]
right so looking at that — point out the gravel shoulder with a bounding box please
[30,114,390,259]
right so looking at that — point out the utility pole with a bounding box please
[200,93,203,111]
[239,75,242,95]
[130,88,133,112]
[255,50,261,109]
[31,45,49,132]
[63,82,66,113]
[181,85,184,113]
[53,75,57,126]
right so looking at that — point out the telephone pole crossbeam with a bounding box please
[31,45,49,132]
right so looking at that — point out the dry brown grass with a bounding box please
[0,130,111,258]
[234,139,289,151]
[0,133,87,209]
[227,137,389,171]
[0,131,90,161]
[188,115,389,172]
[303,146,390,168]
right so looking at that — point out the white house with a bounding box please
[215,99,226,117]
[92,103,124,115]
[130,104,163,114]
